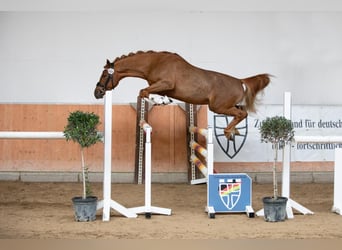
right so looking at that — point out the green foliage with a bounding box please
[63,110,102,148]
[259,116,295,199]
[260,116,295,148]
[63,110,102,199]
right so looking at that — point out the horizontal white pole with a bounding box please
[0,131,65,139]
[295,136,342,143]
[0,131,104,140]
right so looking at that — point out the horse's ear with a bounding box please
[104,59,110,68]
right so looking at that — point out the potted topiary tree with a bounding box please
[259,115,295,222]
[64,110,102,222]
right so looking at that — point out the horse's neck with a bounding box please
[115,55,154,79]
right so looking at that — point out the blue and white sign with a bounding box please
[208,173,252,213]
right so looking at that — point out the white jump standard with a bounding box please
[282,92,314,218]
[333,148,342,215]
[128,120,172,218]
[256,92,314,219]
[96,90,138,221]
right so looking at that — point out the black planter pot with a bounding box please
[72,196,98,222]
[262,196,288,222]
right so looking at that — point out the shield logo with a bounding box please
[219,179,242,210]
[214,115,248,159]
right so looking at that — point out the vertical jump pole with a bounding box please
[257,92,313,218]
[282,92,293,218]
[186,103,202,183]
[333,148,342,215]
[282,92,314,218]
[134,96,149,184]
[144,125,152,215]
[128,121,172,218]
[102,90,113,221]
[186,103,196,182]
[97,90,137,221]
[207,127,214,176]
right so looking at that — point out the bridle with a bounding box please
[96,68,114,90]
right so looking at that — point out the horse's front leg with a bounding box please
[139,80,175,99]
[222,107,248,139]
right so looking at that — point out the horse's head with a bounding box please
[94,60,116,99]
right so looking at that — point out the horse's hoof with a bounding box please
[228,134,235,141]
[224,131,234,140]
[224,127,240,140]
[234,129,240,136]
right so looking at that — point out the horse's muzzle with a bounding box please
[94,85,105,99]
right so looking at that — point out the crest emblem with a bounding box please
[214,115,248,159]
[219,178,242,210]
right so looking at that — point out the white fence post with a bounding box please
[282,92,294,218]
[257,92,314,218]
[96,90,138,220]
[333,148,342,215]
[282,92,291,198]
[128,120,171,217]
[101,90,112,221]
[282,92,314,218]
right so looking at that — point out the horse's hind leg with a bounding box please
[222,107,248,139]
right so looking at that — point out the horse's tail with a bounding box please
[241,73,271,113]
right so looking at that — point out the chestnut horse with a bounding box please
[94,50,270,138]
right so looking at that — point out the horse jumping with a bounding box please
[94,50,270,138]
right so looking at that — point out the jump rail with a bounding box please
[0,131,104,140]
[0,131,65,139]
[295,136,342,143]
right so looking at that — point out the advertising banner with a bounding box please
[209,105,342,162]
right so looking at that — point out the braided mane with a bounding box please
[113,50,176,63]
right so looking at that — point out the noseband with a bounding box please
[97,68,114,90]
